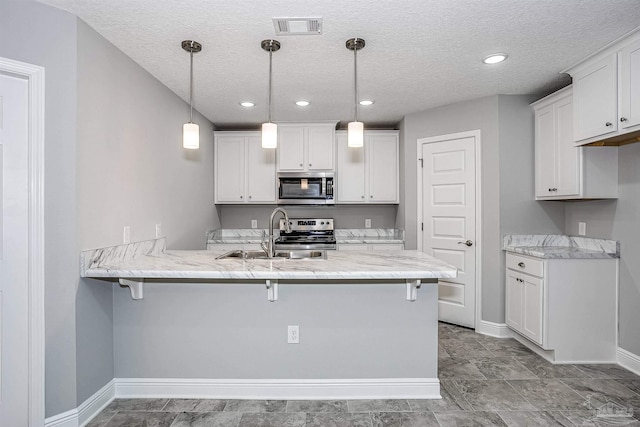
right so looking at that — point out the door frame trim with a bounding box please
[416,130,482,330]
[1,57,46,426]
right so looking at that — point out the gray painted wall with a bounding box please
[218,205,398,230]
[0,0,79,416]
[400,95,564,323]
[114,282,438,380]
[75,19,219,404]
[565,143,640,356]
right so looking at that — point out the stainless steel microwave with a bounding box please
[277,172,334,205]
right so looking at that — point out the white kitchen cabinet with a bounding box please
[566,29,640,145]
[532,86,618,200]
[336,130,399,204]
[337,243,404,251]
[214,132,276,204]
[505,252,617,363]
[506,264,543,346]
[277,123,336,171]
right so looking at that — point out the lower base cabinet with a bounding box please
[505,252,617,363]
[337,243,404,251]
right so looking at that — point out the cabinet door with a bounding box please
[336,244,368,251]
[277,126,305,171]
[307,126,334,170]
[246,136,276,202]
[534,105,557,198]
[620,39,640,130]
[505,271,524,332]
[336,133,366,202]
[554,97,580,197]
[573,55,618,142]
[522,274,544,346]
[215,136,245,203]
[368,135,398,203]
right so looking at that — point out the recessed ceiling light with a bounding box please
[240,101,255,107]
[359,100,374,106]
[296,100,310,106]
[483,53,508,64]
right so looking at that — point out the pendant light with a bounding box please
[182,40,202,149]
[346,38,365,148]
[261,39,281,149]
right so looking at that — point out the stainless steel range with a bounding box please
[274,218,336,250]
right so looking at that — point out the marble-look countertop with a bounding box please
[503,234,619,259]
[81,238,454,281]
[206,228,405,245]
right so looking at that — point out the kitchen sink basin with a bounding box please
[215,249,327,260]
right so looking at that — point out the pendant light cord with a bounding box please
[353,43,359,123]
[268,45,273,123]
[189,47,194,123]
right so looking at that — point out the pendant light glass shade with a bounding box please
[183,122,200,149]
[261,122,278,149]
[346,38,365,148]
[261,39,281,148]
[348,121,364,147]
[181,40,202,149]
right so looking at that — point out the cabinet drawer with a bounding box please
[506,253,544,277]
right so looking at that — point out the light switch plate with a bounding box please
[155,223,162,238]
[123,226,131,244]
[365,218,372,228]
[578,222,586,236]
[251,220,258,229]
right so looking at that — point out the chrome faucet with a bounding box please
[262,207,291,258]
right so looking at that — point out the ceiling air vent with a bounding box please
[273,17,323,35]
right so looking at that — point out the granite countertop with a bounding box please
[81,238,454,281]
[206,228,405,245]
[503,235,620,259]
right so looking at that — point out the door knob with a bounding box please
[457,240,473,247]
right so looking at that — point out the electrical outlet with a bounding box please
[123,226,131,244]
[155,223,162,238]
[578,221,586,236]
[365,218,372,228]
[287,325,299,344]
[251,219,258,229]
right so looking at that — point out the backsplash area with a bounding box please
[217,204,399,229]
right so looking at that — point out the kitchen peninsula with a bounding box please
[81,238,456,399]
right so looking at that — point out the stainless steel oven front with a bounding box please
[277,172,334,205]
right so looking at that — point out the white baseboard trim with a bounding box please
[78,379,116,427]
[114,378,441,400]
[44,408,78,427]
[618,347,640,376]
[45,380,116,427]
[476,321,513,338]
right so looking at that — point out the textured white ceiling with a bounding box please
[37,0,640,129]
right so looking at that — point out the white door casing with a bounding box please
[0,57,45,427]
[417,131,481,329]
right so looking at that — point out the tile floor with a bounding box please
[88,322,640,426]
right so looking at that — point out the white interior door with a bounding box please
[419,135,477,328]
[0,73,30,426]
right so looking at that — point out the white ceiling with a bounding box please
[38,0,640,129]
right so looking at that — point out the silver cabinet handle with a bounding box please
[518,262,525,268]
[248,196,252,199]
[370,195,373,198]
[309,163,312,167]
[240,195,243,199]
[621,117,628,122]
[606,122,613,127]
[299,163,303,167]
[457,240,473,247]
[361,195,365,199]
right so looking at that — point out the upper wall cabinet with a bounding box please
[214,132,276,204]
[567,30,640,145]
[336,130,399,204]
[277,122,337,171]
[532,86,618,200]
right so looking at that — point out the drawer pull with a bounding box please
[518,262,525,268]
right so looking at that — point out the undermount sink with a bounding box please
[215,249,327,260]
